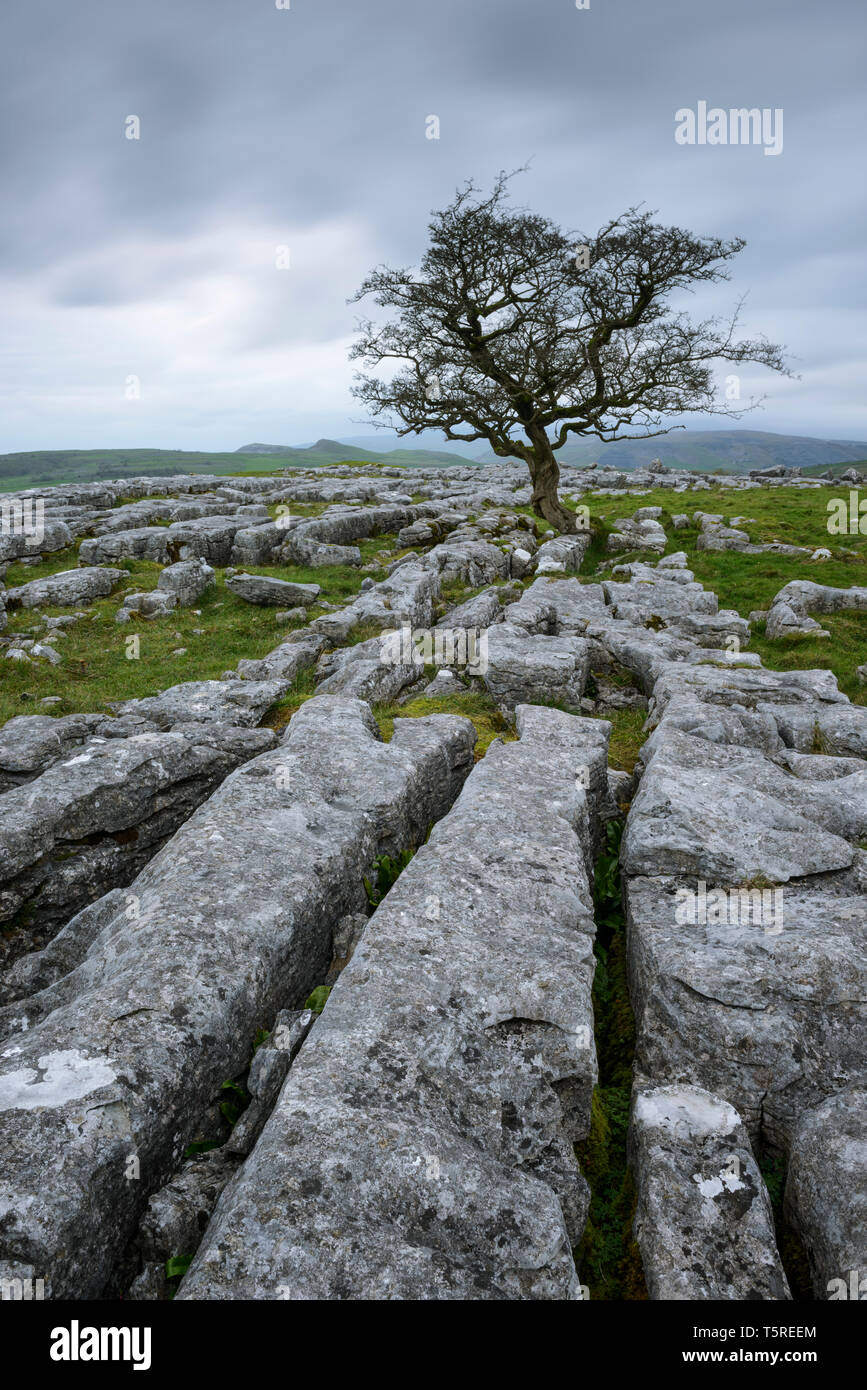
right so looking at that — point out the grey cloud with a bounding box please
[0,0,864,449]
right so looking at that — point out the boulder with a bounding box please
[0,698,475,1298]
[482,623,589,714]
[3,567,128,610]
[178,706,599,1301]
[226,573,320,607]
[630,1084,789,1301]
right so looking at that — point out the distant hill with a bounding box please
[234,438,474,467]
[0,449,291,493]
[476,429,867,474]
[3,429,867,494]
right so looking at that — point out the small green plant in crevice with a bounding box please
[181,1025,267,1158]
[164,1253,193,1298]
[758,1151,814,1301]
[304,984,331,1014]
[364,848,416,908]
[218,1078,250,1128]
[362,824,432,910]
[574,818,648,1300]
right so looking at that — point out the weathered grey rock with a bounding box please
[78,527,174,566]
[645,692,783,756]
[784,1087,867,1299]
[774,579,867,616]
[316,633,424,704]
[608,768,634,808]
[127,1150,242,1300]
[91,501,176,533]
[81,516,256,568]
[290,503,417,549]
[765,600,829,640]
[0,697,475,1298]
[422,538,510,587]
[606,517,666,555]
[310,563,439,644]
[625,862,867,1146]
[666,610,751,648]
[226,573,320,607]
[696,521,753,552]
[603,576,718,621]
[767,702,867,760]
[630,1084,789,1300]
[109,678,288,729]
[0,724,277,955]
[0,889,129,1003]
[645,661,846,729]
[622,725,862,882]
[233,634,325,684]
[436,587,503,631]
[115,590,178,622]
[0,517,72,564]
[28,642,62,665]
[422,668,467,699]
[535,534,590,573]
[280,535,362,567]
[3,567,128,610]
[507,578,608,636]
[0,713,103,792]
[482,623,589,714]
[157,558,215,606]
[179,705,598,1301]
[228,523,285,567]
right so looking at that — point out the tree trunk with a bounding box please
[526,434,577,532]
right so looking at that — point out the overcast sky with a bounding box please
[1,0,865,454]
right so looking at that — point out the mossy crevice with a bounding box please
[757,1149,814,1301]
[574,819,647,1300]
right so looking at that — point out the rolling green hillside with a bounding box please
[0,441,478,492]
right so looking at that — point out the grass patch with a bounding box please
[259,667,319,733]
[372,689,514,759]
[562,485,866,706]
[575,821,647,1301]
[0,554,361,724]
[597,708,648,773]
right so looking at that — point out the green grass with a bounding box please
[372,689,514,759]
[574,485,867,706]
[595,708,648,773]
[0,542,374,725]
[575,821,647,1300]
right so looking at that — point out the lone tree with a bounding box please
[349,175,791,532]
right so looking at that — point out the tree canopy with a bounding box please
[349,175,791,531]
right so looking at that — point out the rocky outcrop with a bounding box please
[0,698,475,1298]
[178,704,601,1300]
[4,567,129,610]
[630,1085,790,1300]
[226,573,320,607]
[0,723,276,956]
[482,623,589,714]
